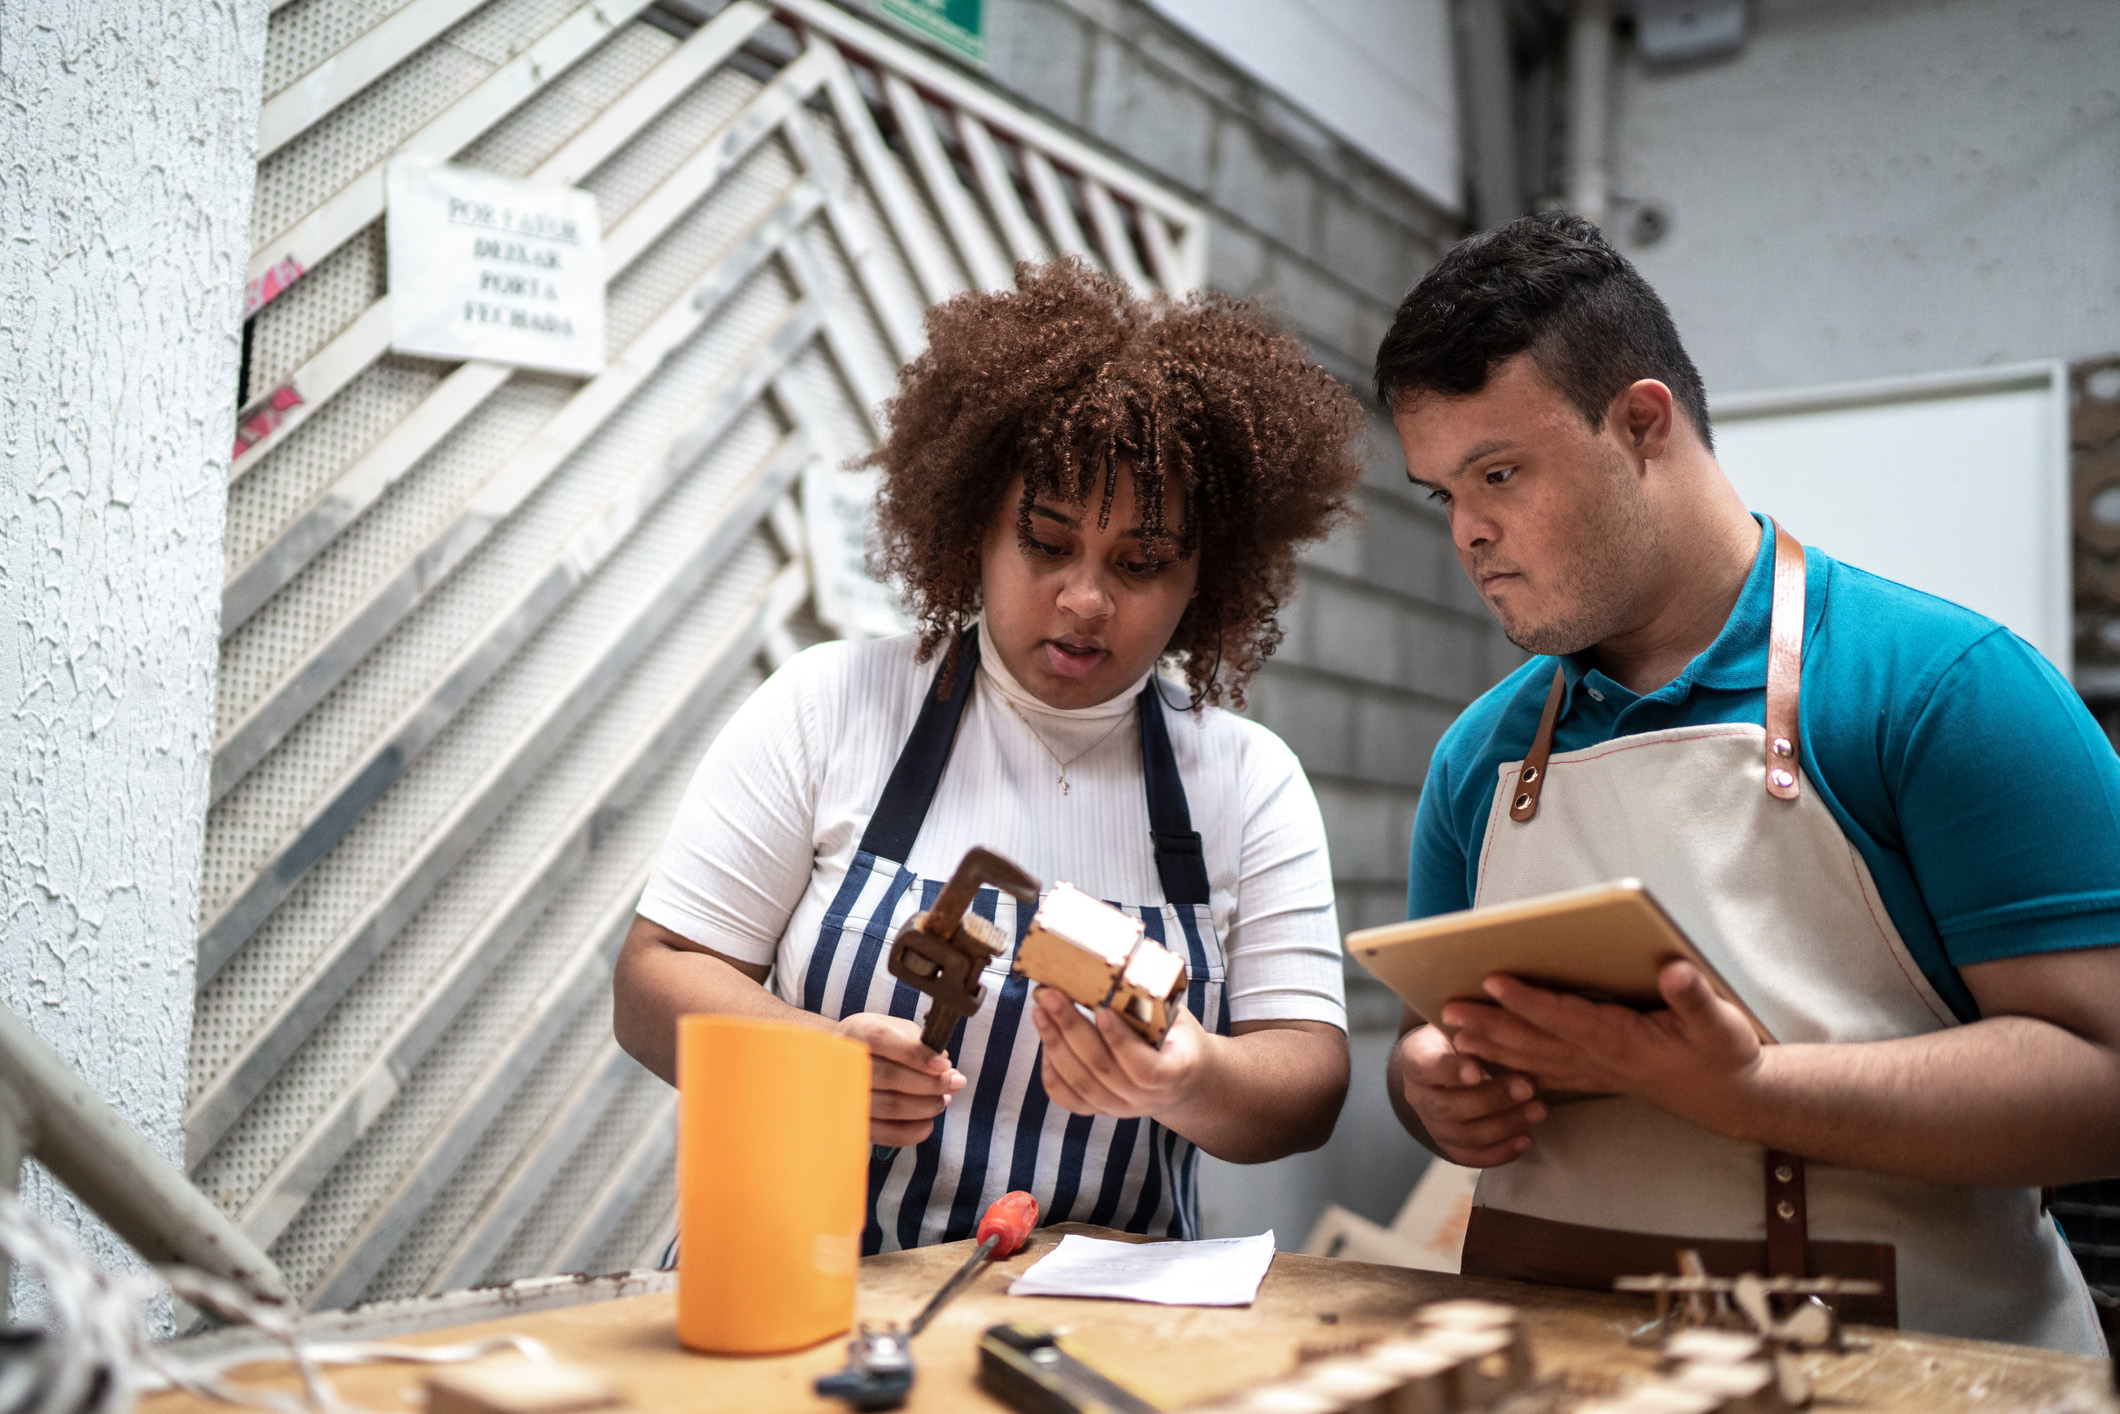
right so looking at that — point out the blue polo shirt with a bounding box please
[1408,517,2120,1021]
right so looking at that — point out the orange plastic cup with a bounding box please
[676,1015,869,1354]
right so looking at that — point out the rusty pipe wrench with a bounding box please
[887,847,1041,1057]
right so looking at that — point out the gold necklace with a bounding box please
[1002,697,1132,795]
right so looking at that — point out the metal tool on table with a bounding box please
[815,1190,1042,1411]
[977,1323,1160,1414]
[887,847,1042,1056]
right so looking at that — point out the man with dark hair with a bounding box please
[1378,211,2116,1352]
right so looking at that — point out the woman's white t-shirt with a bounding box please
[639,620,1345,1029]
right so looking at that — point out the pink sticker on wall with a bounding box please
[244,255,307,317]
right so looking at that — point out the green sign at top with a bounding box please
[877,0,984,65]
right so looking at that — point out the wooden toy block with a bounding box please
[1418,1327,1518,1409]
[1111,934,1188,1043]
[1014,883,1189,1046]
[1230,1387,1343,1414]
[1357,1339,1456,1414]
[1575,1389,1724,1414]
[1414,1299,1533,1386]
[1661,1330,1765,1367]
[424,1359,622,1414]
[1291,1359,1402,1414]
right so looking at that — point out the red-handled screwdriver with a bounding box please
[908,1191,1040,1336]
[818,1193,1043,1410]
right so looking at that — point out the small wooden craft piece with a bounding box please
[1575,1389,1724,1414]
[1015,883,1189,1046]
[1414,1328,1515,1410]
[1290,1360,1402,1414]
[1228,1388,1344,1414]
[424,1359,623,1414]
[1600,1251,1860,1413]
[1661,1329,1765,1366]
[1414,1298,1533,1388]
[1356,1340,1457,1414]
[1615,1259,1878,1349]
[1185,1300,1533,1414]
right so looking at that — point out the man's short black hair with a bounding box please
[1373,211,1713,451]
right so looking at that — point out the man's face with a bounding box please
[1393,354,1660,657]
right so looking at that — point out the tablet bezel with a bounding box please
[1345,878,1776,1044]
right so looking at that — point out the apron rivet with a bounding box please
[1776,1199,1797,1221]
[1770,768,1795,790]
[1772,737,1793,758]
[1775,1164,1795,1184]
[1521,766,1539,783]
[1514,793,1532,811]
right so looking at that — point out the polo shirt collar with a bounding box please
[1554,514,1777,712]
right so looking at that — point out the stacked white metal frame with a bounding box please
[196,0,1207,1309]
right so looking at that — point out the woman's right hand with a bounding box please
[834,1012,967,1147]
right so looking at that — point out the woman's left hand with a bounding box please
[1030,984,1209,1119]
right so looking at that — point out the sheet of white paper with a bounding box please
[1008,1231,1277,1306]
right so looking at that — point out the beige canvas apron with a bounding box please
[1460,523,2104,1354]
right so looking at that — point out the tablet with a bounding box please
[1345,879,1775,1044]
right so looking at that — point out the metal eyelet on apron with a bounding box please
[1465,521,2105,1353]
[797,630,1230,1256]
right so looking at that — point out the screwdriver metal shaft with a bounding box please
[910,1190,1040,1336]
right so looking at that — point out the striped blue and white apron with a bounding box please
[797,631,1229,1254]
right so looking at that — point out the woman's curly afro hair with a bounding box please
[867,259,1367,709]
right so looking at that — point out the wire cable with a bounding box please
[0,1194,546,1414]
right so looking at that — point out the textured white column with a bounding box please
[0,0,265,1317]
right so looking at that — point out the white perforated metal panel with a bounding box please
[202,0,1206,1309]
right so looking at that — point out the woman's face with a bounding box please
[979,468,1200,709]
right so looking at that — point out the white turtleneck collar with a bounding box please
[975,615,1154,721]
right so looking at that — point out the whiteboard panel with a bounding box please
[1711,363,2069,673]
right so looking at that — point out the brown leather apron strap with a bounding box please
[1499,522,1823,1285]
[1507,665,1567,823]
[1765,519,1806,801]
[1512,521,1804,822]
[1765,1149,1808,1277]
[1758,526,1815,1275]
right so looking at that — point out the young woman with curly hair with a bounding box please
[615,260,1367,1251]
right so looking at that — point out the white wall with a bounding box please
[0,0,265,1311]
[1610,0,2120,396]
[1147,0,1461,214]
[1714,364,2072,671]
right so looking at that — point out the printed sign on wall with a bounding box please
[877,0,984,64]
[385,157,606,376]
[803,459,911,639]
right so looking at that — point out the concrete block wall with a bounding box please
[1266,453,1527,945]
[974,0,1460,373]
[1609,0,2120,395]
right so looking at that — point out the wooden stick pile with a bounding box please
[1187,1299,1532,1413]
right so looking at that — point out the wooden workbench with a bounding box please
[147,1224,2115,1413]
